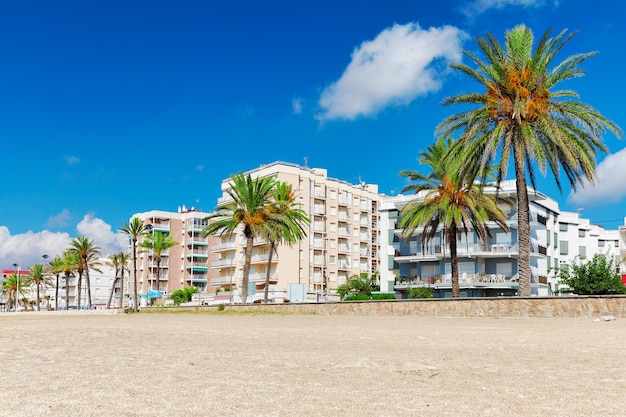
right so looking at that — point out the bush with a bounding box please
[558,254,626,295]
[343,294,371,301]
[170,286,200,305]
[407,286,434,299]
[339,275,373,301]
[371,293,397,300]
[217,303,225,311]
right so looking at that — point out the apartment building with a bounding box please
[379,180,557,297]
[211,162,381,298]
[131,207,218,300]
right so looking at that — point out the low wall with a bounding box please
[162,295,626,318]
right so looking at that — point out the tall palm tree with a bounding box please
[1,273,22,311]
[49,256,64,310]
[202,172,278,304]
[437,25,622,296]
[26,264,51,311]
[139,231,178,299]
[70,236,102,309]
[399,137,509,297]
[261,181,309,303]
[107,253,121,309]
[59,249,80,309]
[119,218,149,312]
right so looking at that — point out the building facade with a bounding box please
[211,162,381,300]
[131,207,218,300]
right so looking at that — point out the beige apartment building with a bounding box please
[212,162,381,298]
[131,207,218,298]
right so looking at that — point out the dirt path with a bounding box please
[1,312,625,416]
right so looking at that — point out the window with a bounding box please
[599,240,605,247]
[329,255,336,264]
[578,229,586,238]
[559,223,568,232]
[553,232,558,248]
[560,241,568,255]
[547,230,551,245]
[579,246,586,259]
[329,223,336,232]
[330,207,336,215]
[330,190,337,199]
[329,239,336,249]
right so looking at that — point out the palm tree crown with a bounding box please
[437,25,622,296]
[139,231,178,294]
[399,137,509,297]
[202,172,278,304]
[69,236,102,309]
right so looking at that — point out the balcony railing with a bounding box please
[212,240,238,251]
[186,274,208,282]
[211,259,235,268]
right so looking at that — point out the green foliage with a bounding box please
[371,293,397,300]
[170,286,200,305]
[558,255,626,295]
[338,275,373,301]
[343,294,371,301]
[407,286,435,299]
[217,303,226,311]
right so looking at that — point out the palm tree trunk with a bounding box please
[77,271,83,309]
[450,224,459,298]
[107,269,118,309]
[514,146,532,297]
[155,259,161,305]
[119,268,125,310]
[55,274,59,311]
[264,241,276,303]
[85,259,93,309]
[65,273,70,309]
[132,240,139,312]
[241,236,254,304]
[36,284,41,311]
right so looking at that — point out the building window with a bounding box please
[559,223,568,232]
[553,232,558,248]
[579,246,586,259]
[560,241,568,255]
[547,230,551,245]
[578,229,586,238]
[329,255,336,264]
[599,240,605,247]
[330,190,337,199]
[330,223,336,232]
[330,207,336,215]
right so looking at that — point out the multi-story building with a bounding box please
[131,207,218,300]
[211,162,381,299]
[379,180,555,297]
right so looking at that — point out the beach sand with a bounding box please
[1,311,625,416]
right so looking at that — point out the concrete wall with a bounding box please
[159,296,626,318]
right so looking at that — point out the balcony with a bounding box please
[147,274,169,281]
[187,236,208,246]
[338,197,349,206]
[211,258,236,268]
[150,221,170,232]
[186,219,208,232]
[186,248,208,257]
[212,276,234,286]
[186,274,208,283]
[186,261,208,271]
[337,261,351,270]
[212,240,238,251]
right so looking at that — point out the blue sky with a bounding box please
[1,0,625,268]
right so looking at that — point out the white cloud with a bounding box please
[195,164,205,172]
[568,148,626,207]
[47,209,72,229]
[316,23,467,122]
[292,97,303,115]
[65,155,80,165]
[0,227,72,269]
[460,0,547,18]
[76,214,128,257]
[0,216,128,270]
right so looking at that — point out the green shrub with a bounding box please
[170,286,200,305]
[217,303,225,311]
[371,293,397,300]
[407,286,434,299]
[343,294,371,301]
[558,254,626,295]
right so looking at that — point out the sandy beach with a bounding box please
[1,311,625,416]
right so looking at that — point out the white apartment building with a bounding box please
[131,207,218,300]
[211,162,381,299]
[379,181,565,297]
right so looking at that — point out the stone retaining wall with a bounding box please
[161,296,626,318]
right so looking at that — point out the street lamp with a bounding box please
[12,263,20,313]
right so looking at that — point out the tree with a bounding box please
[70,236,102,309]
[1,273,23,310]
[399,137,509,297]
[170,286,199,305]
[202,172,278,304]
[119,218,149,312]
[437,25,622,296]
[558,254,626,295]
[26,263,51,311]
[261,181,309,303]
[59,250,80,309]
[139,231,178,301]
[49,256,64,310]
[106,252,130,309]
